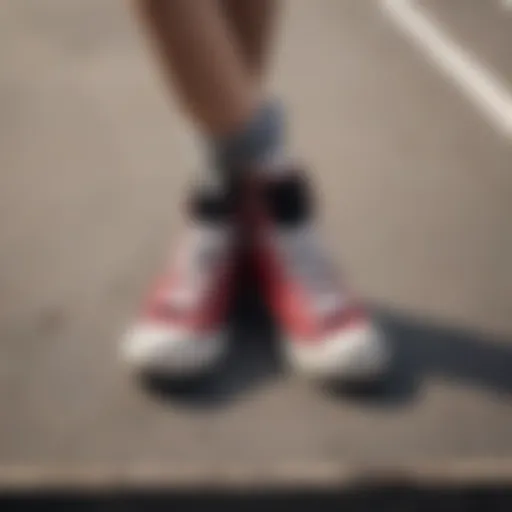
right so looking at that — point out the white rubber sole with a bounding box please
[121,323,227,377]
[284,322,390,382]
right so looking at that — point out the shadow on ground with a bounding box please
[321,304,512,406]
[139,257,282,408]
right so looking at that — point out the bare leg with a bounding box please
[221,0,280,79]
[134,0,257,137]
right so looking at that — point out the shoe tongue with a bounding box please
[263,173,312,226]
[189,169,244,223]
[190,178,240,223]
[190,191,233,224]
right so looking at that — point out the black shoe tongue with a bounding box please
[190,188,233,223]
[263,173,312,226]
[190,173,243,223]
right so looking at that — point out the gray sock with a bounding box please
[209,99,285,174]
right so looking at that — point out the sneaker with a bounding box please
[251,170,389,381]
[121,181,239,377]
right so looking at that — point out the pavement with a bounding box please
[0,0,512,495]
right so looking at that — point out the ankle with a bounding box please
[208,98,286,172]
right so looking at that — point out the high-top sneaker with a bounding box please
[122,181,240,377]
[251,170,389,381]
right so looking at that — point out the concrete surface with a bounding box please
[0,0,511,489]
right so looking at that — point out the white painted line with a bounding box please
[382,0,512,139]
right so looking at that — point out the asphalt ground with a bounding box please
[0,0,511,500]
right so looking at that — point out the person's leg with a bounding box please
[216,2,390,381]
[134,0,284,175]
[220,0,280,79]
[126,0,389,382]
[125,0,263,375]
[133,0,255,137]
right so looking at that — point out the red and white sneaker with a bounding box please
[121,183,239,377]
[251,170,389,381]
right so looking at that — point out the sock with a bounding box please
[208,99,291,176]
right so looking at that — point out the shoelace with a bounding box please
[166,228,227,308]
[285,229,340,300]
